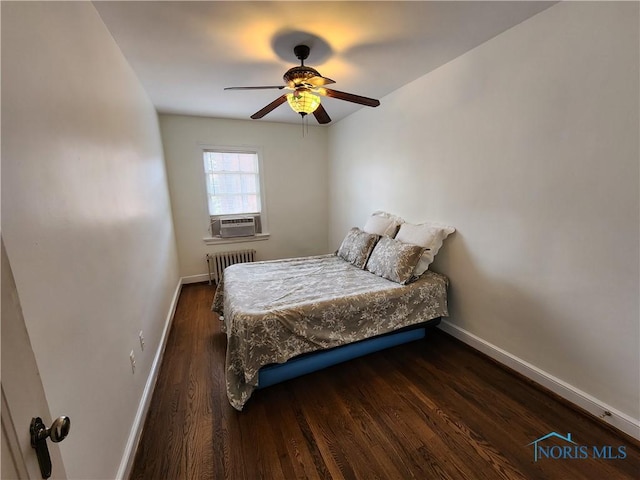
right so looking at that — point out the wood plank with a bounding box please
[129,283,640,479]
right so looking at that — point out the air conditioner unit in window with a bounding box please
[219,216,256,238]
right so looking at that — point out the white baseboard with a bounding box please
[116,278,183,480]
[438,320,640,441]
[181,273,211,284]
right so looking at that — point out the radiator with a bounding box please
[206,249,256,285]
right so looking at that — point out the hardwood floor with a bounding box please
[130,283,639,479]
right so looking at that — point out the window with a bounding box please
[202,148,268,243]
[203,150,261,216]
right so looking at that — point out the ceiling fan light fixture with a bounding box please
[225,44,378,124]
[286,91,320,116]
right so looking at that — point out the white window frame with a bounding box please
[201,145,269,244]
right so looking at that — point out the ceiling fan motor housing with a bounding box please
[283,44,321,87]
[283,66,322,88]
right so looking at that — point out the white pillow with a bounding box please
[363,211,404,237]
[395,222,455,276]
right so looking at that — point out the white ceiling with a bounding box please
[94,1,555,125]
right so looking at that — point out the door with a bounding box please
[1,238,67,479]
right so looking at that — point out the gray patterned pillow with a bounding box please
[337,227,380,269]
[366,236,425,284]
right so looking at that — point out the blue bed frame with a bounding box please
[257,317,441,389]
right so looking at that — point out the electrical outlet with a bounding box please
[130,350,136,374]
[139,331,145,351]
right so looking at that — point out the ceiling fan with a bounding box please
[224,44,380,124]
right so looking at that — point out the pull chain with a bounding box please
[300,113,310,137]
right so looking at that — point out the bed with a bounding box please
[212,251,449,410]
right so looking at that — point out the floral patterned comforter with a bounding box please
[211,254,449,410]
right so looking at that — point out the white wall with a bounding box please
[328,2,639,430]
[160,115,329,278]
[2,3,180,478]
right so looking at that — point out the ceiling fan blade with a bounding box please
[224,86,285,90]
[317,88,380,107]
[306,75,335,87]
[250,94,288,119]
[313,104,331,124]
